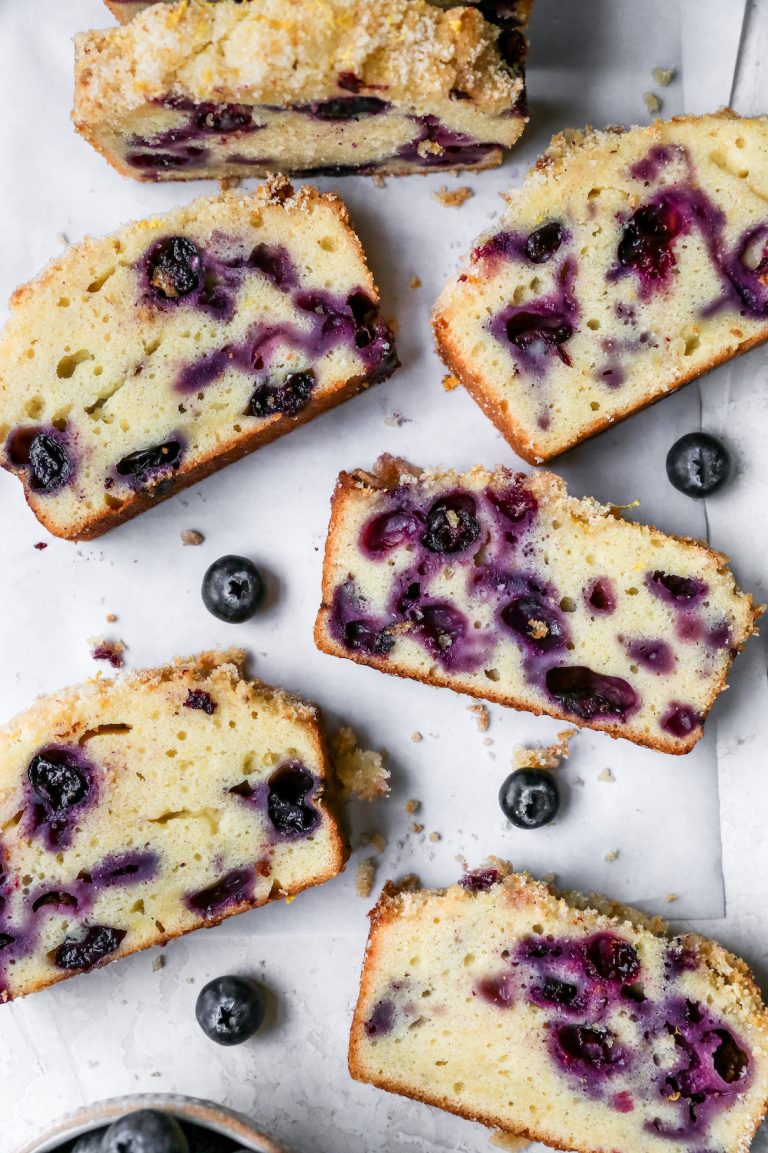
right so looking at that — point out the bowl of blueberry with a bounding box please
[17,1095,284,1153]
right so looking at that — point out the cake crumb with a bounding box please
[152,954,166,972]
[433,185,474,208]
[514,729,576,770]
[56,232,69,247]
[330,727,389,800]
[643,91,662,114]
[89,637,126,669]
[33,541,48,551]
[598,767,615,783]
[410,275,422,289]
[106,613,118,623]
[665,892,679,904]
[360,831,387,854]
[603,849,619,862]
[396,872,421,892]
[468,703,490,732]
[410,822,424,834]
[429,831,441,843]
[405,798,421,815]
[411,731,423,743]
[442,373,461,392]
[483,737,494,747]
[181,529,205,546]
[356,857,377,898]
[652,66,675,87]
[372,173,386,189]
[219,175,241,191]
[490,1130,531,1151]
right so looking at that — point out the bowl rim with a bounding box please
[15,1092,287,1153]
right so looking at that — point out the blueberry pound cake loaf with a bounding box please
[0,650,345,1002]
[76,0,529,181]
[434,112,768,463]
[349,866,768,1153]
[314,460,759,753]
[0,179,396,541]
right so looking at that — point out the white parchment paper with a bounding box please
[1,2,765,1151]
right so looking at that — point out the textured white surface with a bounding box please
[0,2,766,1151]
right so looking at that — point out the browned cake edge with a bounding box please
[1,179,397,542]
[0,649,349,1003]
[348,869,768,1152]
[432,312,768,465]
[313,463,762,755]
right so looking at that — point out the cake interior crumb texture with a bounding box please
[434,112,768,462]
[349,867,768,1153]
[0,650,346,1002]
[78,0,529,181]
[314,460,759,754]
[0,179,397,541]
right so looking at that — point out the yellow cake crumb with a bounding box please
[329,726,390,800]
[442,373,461,392]
[405,798,421,815]
[468,703,490,732]
[643,91,662,114]
[652,66,675,87]
[513,729,577,770]
[433,185,474,208]
[598,767,615,783]
[181,529,205,546]
[356,857,377,897]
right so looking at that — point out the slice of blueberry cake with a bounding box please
[350,866,768,1153]
[433,112,768,463]
[0,650,346,1002]
[0,178,396,541]
[75,0,529,181]
[314,459,759,754]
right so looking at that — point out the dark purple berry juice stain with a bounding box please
[624,638,675,674]
[460,867,502,892]
[364,998,395,1038]
[330,579,396,658]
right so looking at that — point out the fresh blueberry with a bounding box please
[267,762,320,836]
[247,371,315,418]
[666,432,731,498]
[499,769,559,829]
[195,975,265,1046]
[147,237,203,300]
[101,1110,189,1153]
[202,555,265,622]
[28,433,72,494]
[525,222,563,264]
[71,1131,108,1153]
[422,493,480,554]
[54,925,127,971]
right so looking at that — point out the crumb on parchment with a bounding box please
[356,858,377,897]
[598,767,615,783]
[410,275,422,289]
[468,703,490,732]
[429,831,441,842]
[361,830,387,854]
[665,892,679,904]
[643,91,662,114]
[490,1130,531,1151]
[181,529,205,546]
[433,185,474,208]
[604,849,619,862]
[411,731,423,743]
[330,726,390,800]
[442,373,461,392]
[514,729,577,770]
[652,66,675,86]
[89,637,126,669]
[405,798,421,815]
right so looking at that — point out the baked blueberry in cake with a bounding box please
[76,0,529,181]
[0,650,345,1002]
[314,459,760,753]
[0,178,397,541]
[350,866,768,1153]
[434,112,768,463]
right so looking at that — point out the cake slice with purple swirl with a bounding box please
[76,0,529,181]
[349,866,768,1153]
[314,459,759,754]
[0,650,346,1003]
[0,177,396,541]
[434,112,768,463]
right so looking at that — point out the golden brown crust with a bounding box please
[348,869,768,1151]
[314,465,761,755]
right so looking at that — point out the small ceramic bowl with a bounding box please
[17,1093,285,1153]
